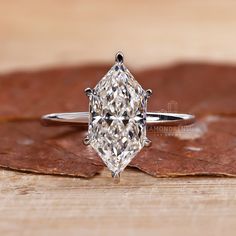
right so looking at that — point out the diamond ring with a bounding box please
[42,52,195,180]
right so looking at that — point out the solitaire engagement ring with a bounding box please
[42,52,195,180]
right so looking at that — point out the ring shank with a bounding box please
[42,112,195,126]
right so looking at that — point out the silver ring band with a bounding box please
[42,112,195,127]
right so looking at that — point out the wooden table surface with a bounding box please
[1,0,236,72]
[1,169,236,236]
[1,1,236,235]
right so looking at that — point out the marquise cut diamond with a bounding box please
[88,60,148,176]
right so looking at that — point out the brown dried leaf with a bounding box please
[0,63,235,177]
[0,121,103,177]
[131,117,236,177]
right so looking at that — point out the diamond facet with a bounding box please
[88,60,147,175]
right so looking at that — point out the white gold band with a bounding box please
[42,112,195,127]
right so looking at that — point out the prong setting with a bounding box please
[146,89,152,98]
[115,51,124,63]
[84,88,93,97]
[144,138,152,147]
[83,136,90,145]
[111,171,120,183]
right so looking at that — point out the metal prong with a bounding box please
[146,89,152,98]
[115,51,124,63]
[111,172,120,183]
[144,138,152,147]
[84,88,93,97]
[83,136,90,145]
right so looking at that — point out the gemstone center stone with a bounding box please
[88,62,147,175]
